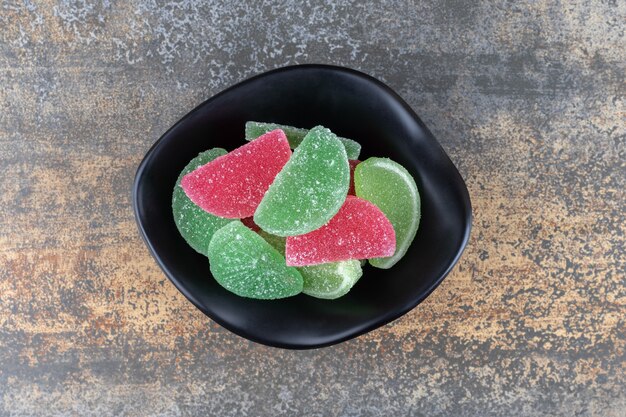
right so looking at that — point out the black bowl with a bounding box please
[133,64,472,349]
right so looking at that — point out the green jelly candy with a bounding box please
[208,221,303,299]
[172,148,232,255]
[300,260,363,299]
[257,229,287,254]
[257,231,362,299]
[354,157,421,269]
[254,126,350,236]
[245,121,361,159]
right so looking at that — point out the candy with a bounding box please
[348,160,360,195]
[254,126,350,237]
[286,196,396,266]
[300,260,363,299]
[241,217,260,231]
[257,229,287,254]
[355,157,420,269]
[208,221,303,299]
[245,121,361,159]
[257,230,363,299]
[181,130,291,218]
[172,148,232,255]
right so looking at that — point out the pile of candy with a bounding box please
[172,122,421,300]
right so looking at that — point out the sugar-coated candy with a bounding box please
[257,229,287,254]
[181,130,291,218]
[355,157,420,269]
[285,196,396,266]
[245,122,309,147]
[245,121,361,159]
[300,260,363,299]
[257,230,363,299]
[348,160,360,195]
[172,148,232,255]
[208,222,303,299]
[254,126,350,237]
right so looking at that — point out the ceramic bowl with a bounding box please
[133,64,472,349]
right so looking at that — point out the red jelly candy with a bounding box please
[181,130,291,218]
[348,160,360,195]
[285,196,396,266]
[241,217,260,231]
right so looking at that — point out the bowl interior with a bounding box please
[133,65,471,349]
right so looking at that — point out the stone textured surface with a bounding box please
[1,1,624,416]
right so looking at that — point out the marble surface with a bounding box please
[0,1,624,416]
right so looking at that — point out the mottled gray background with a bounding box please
[1,1,624,416]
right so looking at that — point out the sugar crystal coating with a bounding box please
[254,126,350,237]
[256,230,363,299]
[245,121,361,159]
[257,229,287,254]
[300,260,363,299]
[172,148,232,255]
[285,196,396,266]
[245,122,310,147]
[208,221,303,299]
[181,130,291,218]
[355,157,420,269]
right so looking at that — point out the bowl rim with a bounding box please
[132,63,473,349]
